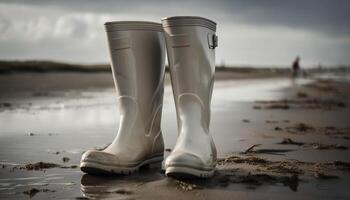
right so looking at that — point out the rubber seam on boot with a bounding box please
[116,95,138,131]
[146,104,162,137]
[149,76,164,109]
[170,34,190,48]
[149,105,164,154]
[117,96,163,155]
[111,37,131,50]
[151,130,163,154]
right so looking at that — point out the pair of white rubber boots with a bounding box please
[80,16,218,178]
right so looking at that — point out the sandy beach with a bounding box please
[0,70,349,199]
[1,0,349,198]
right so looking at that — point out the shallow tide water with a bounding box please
[0,76,349,199]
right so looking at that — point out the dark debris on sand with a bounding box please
[252,105,262,110]
[324,126,350,136]
[266,120,279,123]
[215,172,299,191]
[332,161,350,171]
[212,156,347,191]
[15,161,77,171]
[313,172,339,180]
[297,92,308,98]
[276,123,349,137]
[274,126,282,131]
[305,143,348,150]
[22,162,60,170]
[242,144,293,155]
[23,188,40,198]
[286,123,315,133]
[0,102,12,108]
[243,144,261,154]
[62,157,70,162]
[265,104,290,109]
[217,155,350,180]
[23,188,55,198]
[218,155,271,165]
[277,138,305,146]
[254,99,346,110]
[277,138,347,150]
[231,173,299,191]
[266,163,304,174]
[232,155,303,174]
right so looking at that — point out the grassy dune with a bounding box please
[0,60,348,74]
[0,60,288,74]
[0,60,110,73]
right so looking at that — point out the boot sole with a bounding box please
[80,155,163,175]
[165,166,215,178]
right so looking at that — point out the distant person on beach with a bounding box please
[292,56,300,78]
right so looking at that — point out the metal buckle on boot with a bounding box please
[208,34,218,49]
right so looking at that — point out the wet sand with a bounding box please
[0,71,350,199]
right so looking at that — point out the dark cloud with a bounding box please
[221,0,350,37]
[2,0,350,37]
[0,0,349,65]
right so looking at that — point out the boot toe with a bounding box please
[165,150,214,170]
[81,150,120,166]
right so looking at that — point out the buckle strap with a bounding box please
[208,34,218,49]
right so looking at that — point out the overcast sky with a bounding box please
[0,0,349,67]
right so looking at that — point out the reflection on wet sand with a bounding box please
[80,164,163,199]
[1,72,350,199]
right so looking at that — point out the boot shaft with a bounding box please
[162,16,217,131]
[105,21,166,140]
[105,21,166,102]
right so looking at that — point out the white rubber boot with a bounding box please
[162,16,218,178]
[80,21,166,174]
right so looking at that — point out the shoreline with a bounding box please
[1,69,348,96]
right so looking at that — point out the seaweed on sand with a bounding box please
[305,143,348,150]
[218,155,271,165]
[22,162,60,170]
[277,138,304,146]
[23,188,55,198]
[14,161,77,171]
[242,144,294,155]
[254,99,346,110]
[218,155,350,177]
[219,173,299,192]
